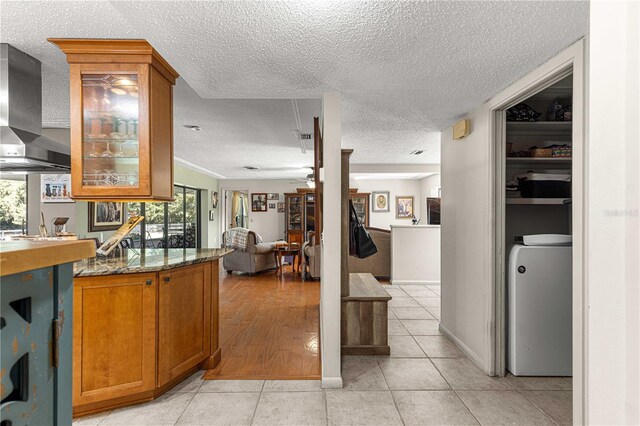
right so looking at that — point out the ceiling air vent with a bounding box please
[299,133,312,140]
[243,165,259,170]
[410,150,424,155]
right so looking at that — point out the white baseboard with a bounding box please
[321,376,343,389]
[390,280,440,285]
[439,323,485,371]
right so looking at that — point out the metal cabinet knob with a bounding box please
[164,276,171,282]
[145,279,153,285]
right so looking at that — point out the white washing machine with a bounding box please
[507,234,572,376]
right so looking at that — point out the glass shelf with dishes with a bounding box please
[81,73,140,188]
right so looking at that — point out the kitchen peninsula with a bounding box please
[71,248,231,416]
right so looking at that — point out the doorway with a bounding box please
[221,189,249,232]
[491,42,585,422]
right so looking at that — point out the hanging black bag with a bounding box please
[349,200,378,259]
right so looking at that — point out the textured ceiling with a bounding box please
[0,1,589,178]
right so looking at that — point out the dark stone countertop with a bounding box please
[73,248,233,277]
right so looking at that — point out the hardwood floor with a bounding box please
[204,265,321,380]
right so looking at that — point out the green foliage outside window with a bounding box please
[0,179,27,231]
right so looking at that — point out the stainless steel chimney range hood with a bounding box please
[1,43,71,173]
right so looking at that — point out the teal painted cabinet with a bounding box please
[1,263,74,425]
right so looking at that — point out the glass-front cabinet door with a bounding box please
[82,73,140,188]
[72,65,150,198]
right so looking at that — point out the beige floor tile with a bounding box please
[391,307,435,320]
[388,319,411,335]
[176,392,259,425]
[382,286,409,297]
[414,336,465,358]
[72,412,111,426]
[400,319,442,335]
[401,289,439,298]
[388,297,422,308]
[342,357,389,390]
[522,390,573,425]
[505,373,572,391]
[426,285,441,295]
[426,307,441,320]
[168,370,205,393]
[262,380,321,392]
[389,335,427,357]
[393,390,479,425]
[378,358,450,390]
[102,392,194,425]
[326,390,402,426]
[431,358,512,390]
[252,391,326,426]
[457,391,554,425]
[413,297,441,308]
[199,379,264,393]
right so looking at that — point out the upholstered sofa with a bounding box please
[348,227,391,279]
[222,230,277,274]
[303,227,391,279]
[303,232,321,279]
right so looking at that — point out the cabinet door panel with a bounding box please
[73,274,156,406]
[158,264,208,386]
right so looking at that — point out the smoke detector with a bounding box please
[410,150,424,155]
[183,124,201,131]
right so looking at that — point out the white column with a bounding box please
[320,91,343,388]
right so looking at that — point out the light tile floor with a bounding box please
[74,284,571,426]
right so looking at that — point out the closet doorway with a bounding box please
[491,41,585,422]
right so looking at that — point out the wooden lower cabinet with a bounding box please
[73,261,220,416]
[158,263,209,386]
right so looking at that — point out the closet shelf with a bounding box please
[506,198,571,205]
[506,157,572,167]
[506,121,572,135]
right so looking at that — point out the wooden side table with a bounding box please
[274,248,301,277]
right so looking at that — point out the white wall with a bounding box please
[320,92,342,388]
[348,178,422,229]
[587,1,640,423]
[420,174,441,224]
[221,179,304,242]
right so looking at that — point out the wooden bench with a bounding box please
[341,273,392,355]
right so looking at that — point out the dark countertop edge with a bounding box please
[73,250,232,278]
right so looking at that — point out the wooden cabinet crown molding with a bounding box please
[48,39,179,83]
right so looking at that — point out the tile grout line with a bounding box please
[248,381,266,425]
[375,356,406,425]
[512,385,562,426]
[173,390,198,426]
[407,288,481,425]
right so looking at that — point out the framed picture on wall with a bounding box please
[267,193,279,200]
[41,174,74,203]
[88,202,126,232]
[371,191,390,212]
[395,196,414,219]
[211,191,219,208]
[251,193,267,212]
[277,202,285,213]
[268,203,276,209]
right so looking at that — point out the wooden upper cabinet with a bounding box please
[48,39,179,201]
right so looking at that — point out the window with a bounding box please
[127,185,201,248]
[0,177,27,239]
